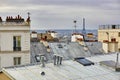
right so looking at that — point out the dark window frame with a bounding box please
[14,57,21,65]
[13,36,21,51]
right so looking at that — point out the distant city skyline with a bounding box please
[0,0,120,30]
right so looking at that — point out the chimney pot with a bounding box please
[53,55,57,65]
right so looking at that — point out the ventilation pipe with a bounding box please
[41,56,45,67]
[53,54,63,65]
[59,56,63,65]
[53,55,57,65]
[57,56,60,65]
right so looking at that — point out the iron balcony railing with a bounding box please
[99,24,120,30]
[13,47,21,51]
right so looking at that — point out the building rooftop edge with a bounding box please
[0,15,30,26]
[99,24,120,30]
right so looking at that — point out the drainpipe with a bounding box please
[106,32,109,53]
[115,52,119,71]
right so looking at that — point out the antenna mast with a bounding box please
[73,20,77,33]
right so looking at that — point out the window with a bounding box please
[112,25,116,29]
[13,36,21,51]
[119,32,120,37]
[14,57,21,65]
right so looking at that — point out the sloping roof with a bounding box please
[31,42,93,63]
[85,42,105,54]
[30,42,105,63]
[0,72,11,80]
[3,53,120,80]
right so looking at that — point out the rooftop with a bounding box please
[3,53,120,80]
[0,15,30,26]
[30,42,104,63]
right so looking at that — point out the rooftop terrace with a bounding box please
[99,24,120,30]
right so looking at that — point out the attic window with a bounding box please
[75,57,94,66]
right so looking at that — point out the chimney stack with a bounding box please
[53,54,63,65]
[59,56,62,65]
[53,54,57,65]
[57,56,60,65]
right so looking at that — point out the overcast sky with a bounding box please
[0,0,120,30]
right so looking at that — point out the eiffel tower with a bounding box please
[82,18,86,35]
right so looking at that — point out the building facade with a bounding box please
[71,33,83,42]
[98,25,120,53]
[0,15,30,68]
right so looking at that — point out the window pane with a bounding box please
[13,36,21,51]
[18,37,21,47]
[13,37,16,48]
[14,57,21,65]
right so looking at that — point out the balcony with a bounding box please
[13,47,21,51]
[99,25,120,30]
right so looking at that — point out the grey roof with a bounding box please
[30,42,104,63]
[49,42,91,58]
[85,42,105,55]
[30,42,53,63]
[3,53,120,80]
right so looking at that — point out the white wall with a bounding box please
[0,53,30,67]
[102,43,108,53]
[51,33,58,38]
[0,32,30,51]
[0,26,30,31]
[0,23,30,68]
[109,43,118,52]
[71,35,83,42]
[31,33,37,38]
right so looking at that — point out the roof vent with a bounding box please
[41,71,45,76]
[41,56,45,67]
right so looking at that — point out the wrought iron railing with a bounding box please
[13,47,21,51]
[99,25,120,30]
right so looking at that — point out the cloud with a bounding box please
[0,0,119,29]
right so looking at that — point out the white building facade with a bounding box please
[46,31,58,38]
[31,31,37,38]
[98,25,120,53]
[71,33,83,42]
[0,15,30,68]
